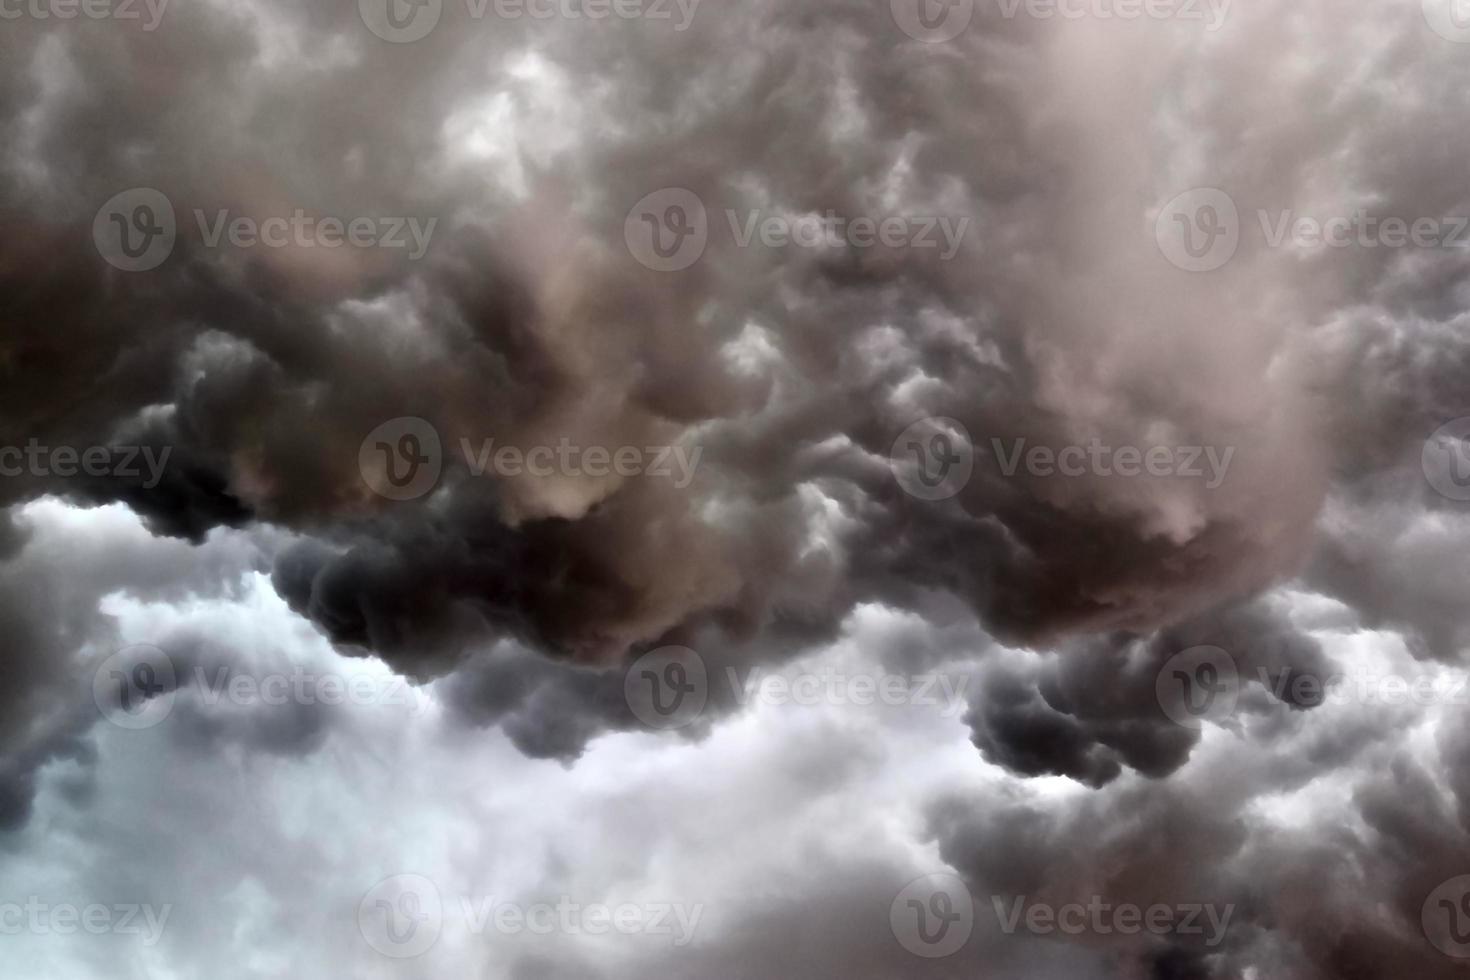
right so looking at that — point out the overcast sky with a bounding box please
[5,1,1470,978]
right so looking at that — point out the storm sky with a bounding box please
[5,0,1470,977]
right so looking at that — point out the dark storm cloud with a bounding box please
[0,0,1355,700]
